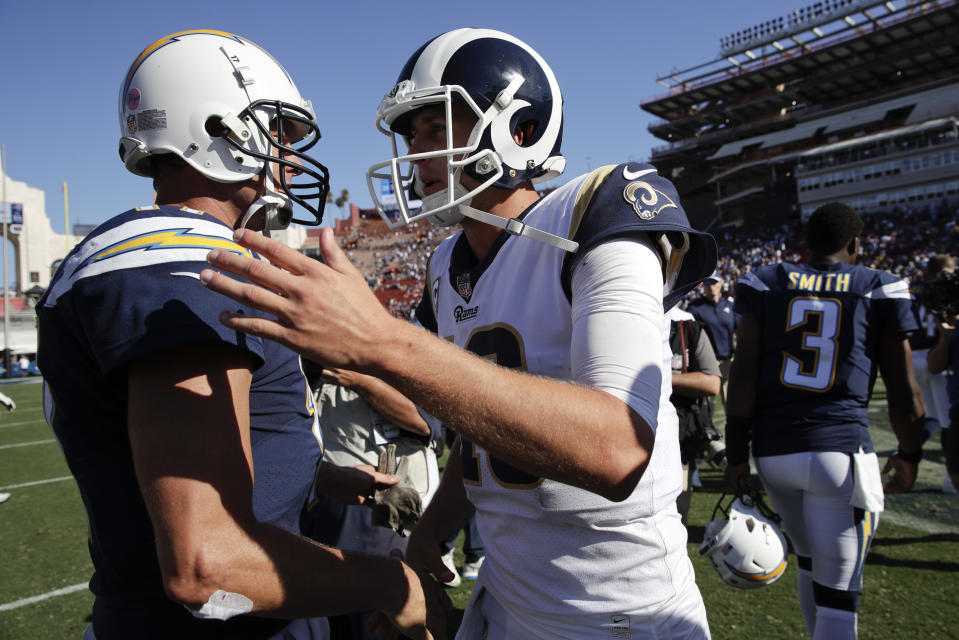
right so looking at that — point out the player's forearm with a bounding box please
[723,352,759,465]
[371,321,652,501]
[346,371,431,436]
[413,446,475,544]
[725,314,761,419]
[926,328,953,374]
[263,528,424,619]
[879,335,925,455]
[885,376,925,456]
[887,399,925,456]
[160,517,419,620]
[672,372,721,397]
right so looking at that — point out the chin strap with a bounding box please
[657,230,690,293]
[240,171,293,234]
[459,204,579,253]
[420,175,578,253]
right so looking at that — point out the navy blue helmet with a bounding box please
[367,28,566,231]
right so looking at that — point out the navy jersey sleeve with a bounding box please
[73,265,266,374]
[733,267,772,319]
[46,207,269,376]
[560,162,717,309]
[868,269,919,336]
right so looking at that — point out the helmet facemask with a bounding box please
[222,98,330,230]
[368,83,504,229]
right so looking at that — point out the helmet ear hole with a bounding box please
[516,120,538,145]
[205,116,226,138]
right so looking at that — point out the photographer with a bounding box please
[667,306,723,524]
[925,254,959,494]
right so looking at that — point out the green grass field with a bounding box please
[2,379,957,639]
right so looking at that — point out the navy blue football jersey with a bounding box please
[38,205,323,639]
[735,261,917,456]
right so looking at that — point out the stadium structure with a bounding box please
[641,0,959,229]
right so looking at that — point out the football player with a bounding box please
[37,31,437,640]
[201,28,717,639]
[925,254,959,493]
[724,202,925,640]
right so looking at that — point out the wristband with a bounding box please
[894,448,922,465]
[724,415,752,466]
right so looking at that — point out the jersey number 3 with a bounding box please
[781,296,841,392]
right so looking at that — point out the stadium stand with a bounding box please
[641,0,959,231]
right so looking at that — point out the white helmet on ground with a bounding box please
[118,30,330,229]
[700,490,789,589]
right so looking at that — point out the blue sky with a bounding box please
[0,0,804,234]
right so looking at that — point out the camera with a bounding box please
[915,270,959,320]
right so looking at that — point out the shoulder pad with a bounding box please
[565,162,717,310]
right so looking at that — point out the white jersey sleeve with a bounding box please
[569,234,665,432]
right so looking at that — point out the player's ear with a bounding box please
[513,121,536,145]
[846,236,861,260]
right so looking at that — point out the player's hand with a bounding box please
[321,367,364,388]
[882,454,917,494]
[200,227,401,373]
[380,562,436,640]
[367,558,451,640]
[404,524,458,586]
[312,463,399,506]
[724,463,750,494]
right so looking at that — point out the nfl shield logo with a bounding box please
[456,273,472,302]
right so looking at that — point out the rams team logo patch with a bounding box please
[623,181,678,221]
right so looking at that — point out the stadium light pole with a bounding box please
[1,144,9,378]
[63,182,70,254]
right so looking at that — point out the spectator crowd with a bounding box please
[339,202,959,313]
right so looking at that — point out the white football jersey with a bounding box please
[417,163,715,638]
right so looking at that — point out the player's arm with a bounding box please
[127,342,435,635]
[202,229,656,502]
[724,311,761,492]
[926,321,955,374]
[404,436,475,583]
[673,325,722,398]
[672,370,721,397]
[877,332,925,493]
[321,367,430,436]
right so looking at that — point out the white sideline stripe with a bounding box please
[881,509,958,534]
[0,475,73,490]
[0,582,88,612]
[0,420,49,429]
[0,439,55,450]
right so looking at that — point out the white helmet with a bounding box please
[699,491,789,589]
[118,30,330,229]
[366,28,576,252]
